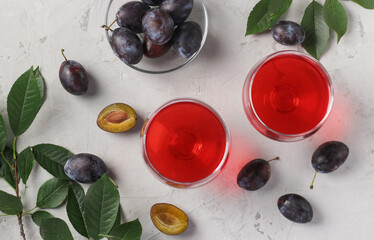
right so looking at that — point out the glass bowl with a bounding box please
[242,51,334,142]
[141,98,231,188]
[104,0,208,74]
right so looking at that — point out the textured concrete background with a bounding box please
[0,0,374,239]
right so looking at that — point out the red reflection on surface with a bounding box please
[213,131,260,195]
[312,90,352,145]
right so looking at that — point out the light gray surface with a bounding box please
[0,0,374,239]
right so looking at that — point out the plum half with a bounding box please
[150,203,188,235]
[97,103,137,133]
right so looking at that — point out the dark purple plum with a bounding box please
[64,153,107,183]
[172,21,202,58]
[143,36,172,58]
[277,194,313,223]
[312,141,349,173]
[160,0,193,25]
[237,157,278,191]
[271,21,305,45]
[142,8,174,45]
[141,0,162,6]
[59,49,88,95]
[116,1,150,33]
[110,28,143,65]
[310,141,349,189]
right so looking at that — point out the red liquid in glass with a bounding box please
[251,53,331,134]
[145,102,227,183]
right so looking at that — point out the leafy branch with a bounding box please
[246,0,374,59]
[0,67,142,240]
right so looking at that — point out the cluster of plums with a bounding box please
[58,20,305,96]
[105,0,203,65]
[237,141,349,223]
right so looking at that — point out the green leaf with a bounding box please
[32,144,73,179]
[0,190,23,215]
[301,1,330,59]
[33,66,45,101]
[246,0,292,35]
[18,147,35,184]
[67,182,88,238]
[0,114,6,153]
[110,206,122,234]
[7,67,41,136]
[40,218,74,240]
[323,0,348,42]
[109,219,142,240]
[0,146,17,190]
[37,178,69,209]
[269,0,292,13]
[85,174,120,240]
[351,0,374,9]
[32,210,54,227]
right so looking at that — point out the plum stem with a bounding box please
[101,18,117,32]
[108,18,118,28]
[267,157,280,163]
[61,49,67,61]
[310,170,317,189]
[101,25,113,32]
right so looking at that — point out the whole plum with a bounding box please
[59,49,89,95]
[142,8,174,45]
[64,153,107,183]
[110,28,143,65]
[237,157,279,191]
[271,21,305,45]
[172,21,202,58]
[312,141,349,173]
[160,0,193,25]
[309,141,349,189]
[143,36,172,58]
[142,0,162,6]
[116,1,150,33]
[278,194,313,223]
